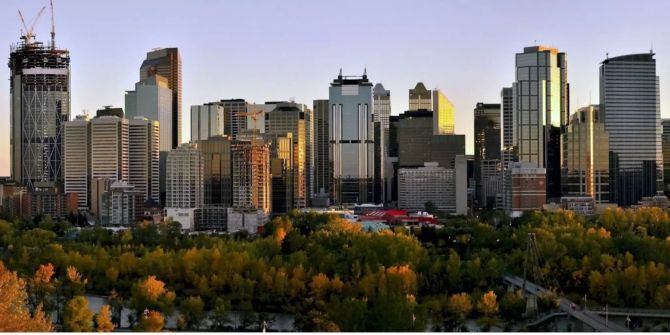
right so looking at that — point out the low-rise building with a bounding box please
[503,162,546,215]
[398,162,455,213]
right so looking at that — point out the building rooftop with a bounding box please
[602,52,655,64]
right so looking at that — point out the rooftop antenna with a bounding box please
[338,67,342,77]
[363,67,367,77]
[606,52,609,60]
[49,0,56,49]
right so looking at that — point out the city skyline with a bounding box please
[1,0,670,177]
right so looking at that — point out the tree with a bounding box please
[130,276,176,317]
[138,310,164,332]
[0,262,53,331]
[478,290,499,316]
[447,292,473,322]
[210,297,230,331]
[95,304,115,332]
[178,296,205,330]
[63,296,93,332]
[30,263,56,313]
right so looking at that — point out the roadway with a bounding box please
[503,274,629,332]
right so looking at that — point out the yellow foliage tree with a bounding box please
[446,292,473,321]
[0,262,53,332]
[96,304,115,332]
[478,290,499,317]
[63,296,93,332]
[139,310,164,332]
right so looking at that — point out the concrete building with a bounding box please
[479,159,503,210]
[601,52,662,206]
[312,99,330,205]
[562,105,610,203]
[501,87,516,166]
[128,117,160,204]
[91,113,129,183]
[329,69,375,204]
[227,208,266,234]
[398,162,455,213]
[194,205,228,231]
[195,135,233,206]
[456,155,474,215]
[91,178,111,221]
[190,103,225,141]
[513,46,568,200]
[166,143,204,209]
[373,84,391,156]
[503,162,547,214]
[220,99,249,139]
[100,181,144,227]
[63,115,91,209]
[139,48,181,148]
[9,37,70,189]
[28,188,78,219]
[232,141,271,214]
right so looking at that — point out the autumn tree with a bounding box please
[477,290,499,330]
[137,310,164,332]
[130,276,176,318]
[0,262,53,331]
[95,304,114,332]
[446,292,472,323]
[63,295,93,332]
[30,263,56,313]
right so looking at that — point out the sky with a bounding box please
[1,0,670,176]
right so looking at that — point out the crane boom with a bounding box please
[50,0,56,49]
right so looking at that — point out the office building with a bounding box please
[601,52,662,206]
[91,112,129,183]
[220,99,249,139]
[663,119,670,194]
[268,134,294,215]
[329,69,375,204]
[91,178,111,221]
[100,181,144,227]
[194,205,228,231]
[479,159,503,210]
[9,35,70,189]
[63,115,91,209]
[398,162,455,213]
[433,89,455,135]
[265,102,308,208]
[191,103,225,141]
[312,99,330,204]
[139,48,181,148]
[166,143,204,209]
[474,103,502,207]
[408,82,432,110]
[455,155,474,215]
[503,162,547,213]
[562,105,609,203]
[128,117,160,204]
[232,141,271,214]
[195,135,233,206]
[373,84,391,157]
[501,87,516,165]
[513,46,568,200]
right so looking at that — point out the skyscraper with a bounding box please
[662,119,670,194]
[562,105,609,203]
[232,141,271,214]
[139,48,181,148]
[513,46,568,200]
[63,115,90,209]
[220,99,249,139]
[312,99,330,203]
[128,117,160,204]
[501,87,516,166]
[166,143,203,209]
[474,103,502,207]
[195,135,233,206]
[268,134,294,215]
[373,84,391,157]
[90,111,129,184]
[600,52,662,206]
[432,89,455,135]
[190,103,225,141]
[408,82,432,110]
[329,69,375,204]
[9,35,70,189]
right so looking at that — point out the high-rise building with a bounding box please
[220,99,249,139]
[312,99,330,203]
[268,134,294,215]
[100,181,144,227]
[474,103,501,207]
[128,117,160,204]
[265,102,308,208]
[433,89,455,135]
[373,84,391,156]
[503,162,547,213]
[195,135,233,206]
[329,69,375,204]
[408,82,432,110]
[246,102,278,134]
[91,112,129,183]
[600,52,662,206]
[63,115,90,209]
[398,162,455,212]
[232,141,271,214]
[125,74,173,202]
[513,46,568,200]
[166,143,203,209]
[190,103,225,141]
[501,87,516,166]
[662,119,670,194]
[562,105,610,203]
[139,48,181,148]
[9,36,70,189]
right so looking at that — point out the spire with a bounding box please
[338,67,342,78]
[363,67,367,77]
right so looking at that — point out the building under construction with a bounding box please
[9,3,70,190]
[232,140,271,215]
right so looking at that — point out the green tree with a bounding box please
[178,296,205,330]
[63,296,93,332]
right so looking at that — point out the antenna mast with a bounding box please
[50,0,56,49]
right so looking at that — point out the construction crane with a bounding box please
[18,5,47,45]
[240,109,264,147]
[49,0,56,49]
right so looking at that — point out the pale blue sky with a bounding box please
[1,0,669,176]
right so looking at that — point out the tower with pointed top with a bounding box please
[329,69,375,204]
